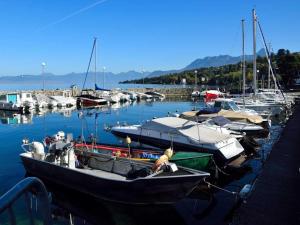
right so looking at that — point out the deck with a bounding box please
[233,104,300,225]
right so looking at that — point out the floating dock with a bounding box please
[233,104,300,225]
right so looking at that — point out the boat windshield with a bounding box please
[223,101,240,111]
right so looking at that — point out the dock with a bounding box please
[233,105,300,225]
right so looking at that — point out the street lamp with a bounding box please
[102,66,106,88]
[194,70,198,86]
[142,69,145,86]
[41,62,46,91]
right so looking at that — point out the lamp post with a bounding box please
[41,62,46,91]
[194,70,198,87]
[102,66,106,88]
[257,69,260,89]
[142,69,145,86]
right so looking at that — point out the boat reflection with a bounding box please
[42,180,192,225]
[0,110,33,124]
[34,106,77,117]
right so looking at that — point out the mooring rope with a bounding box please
[204,177,237,195]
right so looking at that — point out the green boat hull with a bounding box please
[170,152,213,171]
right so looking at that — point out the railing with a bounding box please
[0,177,52,225]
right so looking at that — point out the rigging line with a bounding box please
[82,38,97,92]
[256,19,286,102]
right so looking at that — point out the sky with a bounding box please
[0,0,299,76]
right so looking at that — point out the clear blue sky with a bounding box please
[0,0,299,76]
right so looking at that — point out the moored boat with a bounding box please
[20,140,210,205]
[74,142,214,172]
[111,117,245,167]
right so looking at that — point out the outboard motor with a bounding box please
[29,142,45,160]
[54,131,65,141]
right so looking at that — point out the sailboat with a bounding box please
[77,38,108,108]
[233,10,287,116]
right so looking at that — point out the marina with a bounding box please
[0,93,299,224]
[0,2,300,225]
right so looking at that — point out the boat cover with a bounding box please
[142,117,232,144]
[181,110,263,124]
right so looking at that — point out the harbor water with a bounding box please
[0,99,284,225]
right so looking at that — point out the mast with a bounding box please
[82,38,97,92]
[252,9,257,96]
[242,19,246,107]
[94,37,97,90]
[268,42,271,89]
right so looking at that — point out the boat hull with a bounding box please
[111,129,237,167]
[74,143,213,171]
[77,97,107,107]
[170,152,213,171]
[20,154,207,205]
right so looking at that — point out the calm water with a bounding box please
[0,100,284,225]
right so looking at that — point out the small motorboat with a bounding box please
[181,107,270,129]
[74,142,214,172]
[20,139,209,205]
[111,117,245,167]
[182,114,266,137]
[144,91,165,100]
[76,94,108,107]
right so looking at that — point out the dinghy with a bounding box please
[20,140,209,205]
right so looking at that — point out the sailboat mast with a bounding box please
[242,19,246,107]
[252,9,257,96]
[268,42,271,89]
[94,37,97,89]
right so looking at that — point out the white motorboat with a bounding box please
[191,90,200,97]
[34,94,52,109]
[0,92,35,112]
[202,116,266,137]
[136,92,153,100]
[50,90,76,107]
[123,91,138,101]
[209,98,261,116]
[144,91,165,100]
[111,117,245,166]
[234,97,284,116]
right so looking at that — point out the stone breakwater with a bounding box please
[0,87,196,98]
[127,87,194,97]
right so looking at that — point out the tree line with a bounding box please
[121,49,300,90]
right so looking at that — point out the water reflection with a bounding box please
[0,99,288,225]
[43,181,191,225]
[0,110,33,124]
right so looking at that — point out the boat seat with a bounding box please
[88,156,150,177]
[88,157,115,173]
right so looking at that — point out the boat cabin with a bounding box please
[213,98,240,111]
[0,93,21,105]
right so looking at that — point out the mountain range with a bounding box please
[0,49,265,89]
[146,48,265,77]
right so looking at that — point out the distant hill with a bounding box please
[146,48,265,77]
[0,70,150,89]
[0,49,265,89]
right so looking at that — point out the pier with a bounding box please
[233,104,300,225]
[0,87,195,99]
